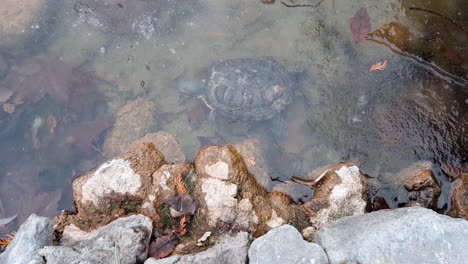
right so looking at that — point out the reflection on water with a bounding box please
[0,0,467,229]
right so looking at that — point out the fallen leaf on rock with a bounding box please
[350,8,372,43]
[148,234,179,259]
[165,194,199,217]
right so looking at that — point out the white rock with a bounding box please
[311,165,366,229]
[234,199,258,229]
[204,161,229,180]
[201,177,238,225]
[81,159,142,206]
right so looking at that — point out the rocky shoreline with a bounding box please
[0,131,467,264]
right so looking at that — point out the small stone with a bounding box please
[248,225,329,264]
[449,173,468,219]
[39,215,152,264]
[196,231,212,246]
[0,88,13,103]
[2,103,15,114]
[400,161,440,208]
[0,214,53,264]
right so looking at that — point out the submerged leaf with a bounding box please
[350,8,372,43]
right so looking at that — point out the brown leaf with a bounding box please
[165,194,199,216]
[350,8,372,43]
[148,234,179,259]
[173,215,189,235]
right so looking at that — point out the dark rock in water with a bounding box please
[370,161,441,210]
[0,214,53,264]
[402,162,441,208]
[315,207,468,264]
[248,225,328,264]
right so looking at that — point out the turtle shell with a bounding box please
[205,57,294,121]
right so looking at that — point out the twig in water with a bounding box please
[408,6,468,34]
[281,0,326,8]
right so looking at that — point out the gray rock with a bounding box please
[145,232,250,264]
[315,207,468,264]
[39,214,152,264]
[248,225,329,264]
[0,214,53,264]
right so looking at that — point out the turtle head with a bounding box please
[175,79,206,97]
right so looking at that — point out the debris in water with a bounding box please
[369,60,388,71]
[350,8,371,43]
[0,215,17,227]
[47,115,57,135]
[31,116,44,150]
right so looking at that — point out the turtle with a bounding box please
[176,57,306,140]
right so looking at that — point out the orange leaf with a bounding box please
[369,60,388,71]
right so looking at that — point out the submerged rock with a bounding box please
[248,225,329,264]
[144,232,250,264]
[133,132,186,164]
[0,0,48,49]
[370,161,441,210]
[449,173,468,219]
[0,214,53,264]
[400,161,440,208]
[314,207,468,264]
[39,214,152,264]
[103,98,158,157]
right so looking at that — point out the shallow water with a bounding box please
[0,0,466,229]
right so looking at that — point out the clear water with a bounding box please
[0,0,466,230]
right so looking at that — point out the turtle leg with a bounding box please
[208,110,222,135]
[269,114,289,141]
